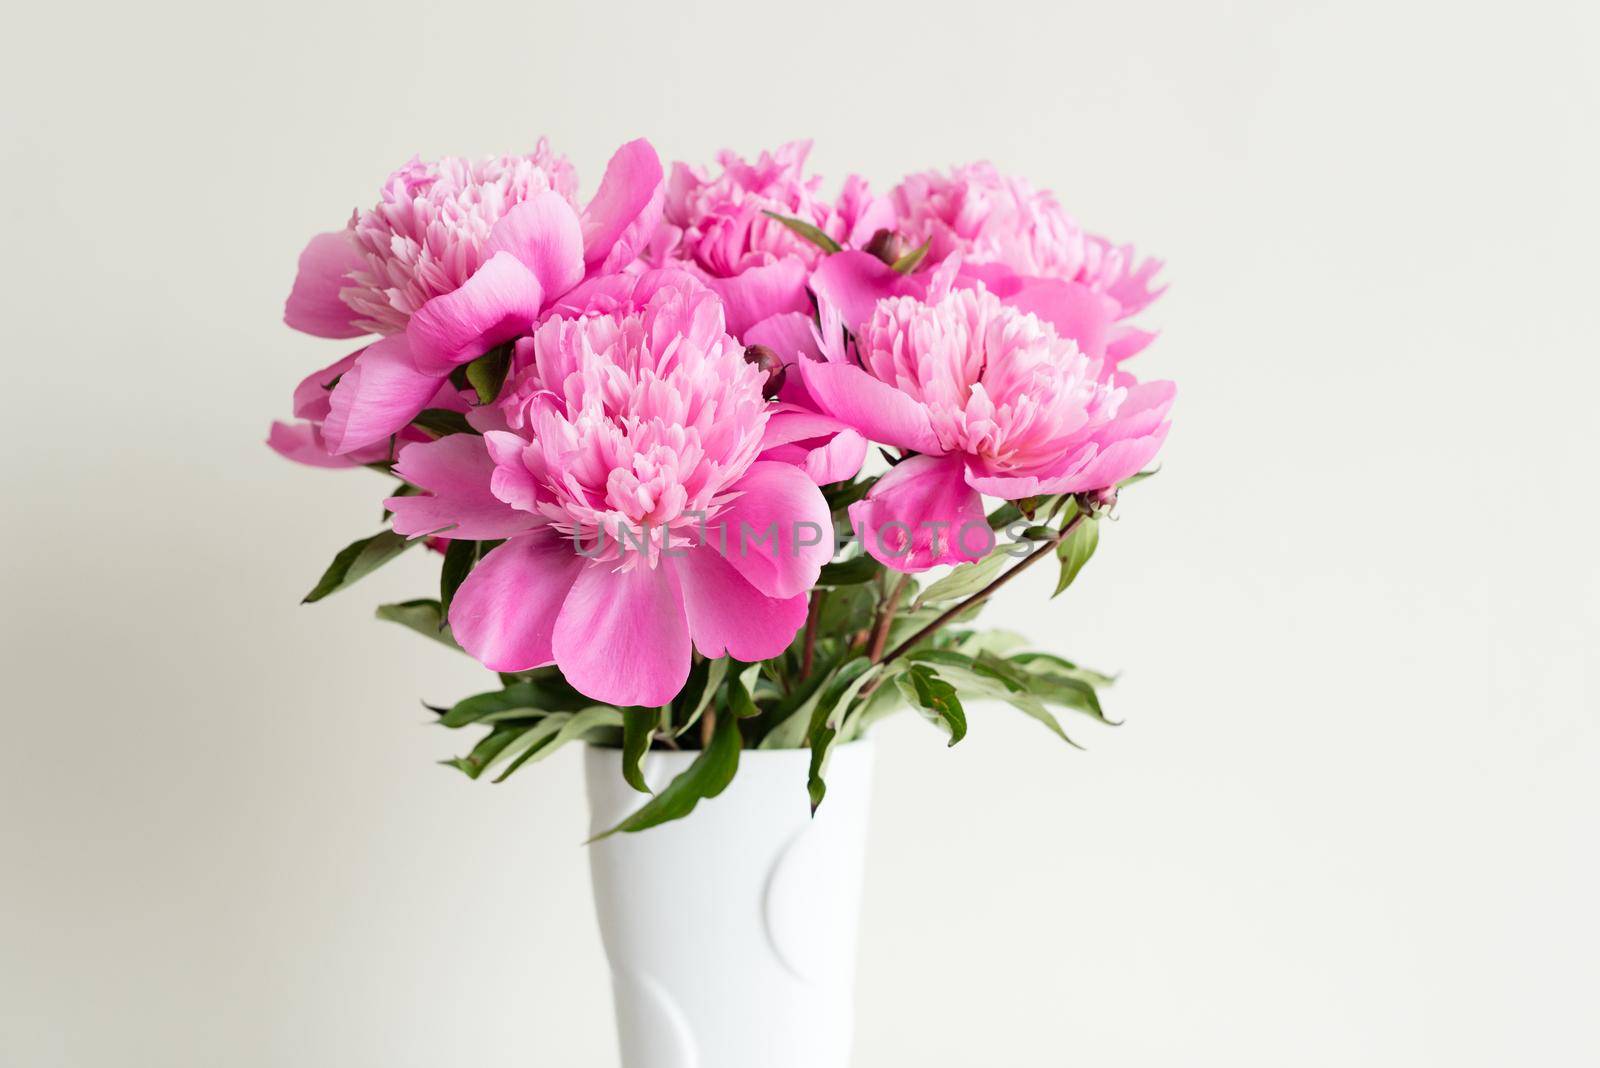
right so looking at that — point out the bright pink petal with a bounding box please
[703,259,811,337]
[449,530,586,673]
[796,358,941,454]
[483,191,586,303]
[266,421,358,469]
[1051,423,1171,493]
[552,562,691,707]
[745,312,823,406]
[712,461,834,599]
[674,546,810,661]
[284,231,366,338]
[808,250,918,331]
[291,349,363,421]
[848,453,992,573]
[323,334,443,455]
[386,434,540,540]
[759,408,869,485]
[581,138,665,273]
[404,252,544,375]
[1002,278,1117,359]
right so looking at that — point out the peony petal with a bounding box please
[266,421,358,469]
[1002,278,1117,359]
[483,191,586,303]
[796,358,942,454]
[711,461,834,599]
[809,250,918,331]
[322,334,443,455]
[449,530,586,673]
[848,453,992,573]
[581,138,665,273]
[1051,423,1171,493]
[291,349,363,421]
[552,561,691,707]
[386,434,540,540]
[758,408,868,485]
[674,546,810,662]
[284,230,366,338]
[703,259,811,338]
[405,252,544,375]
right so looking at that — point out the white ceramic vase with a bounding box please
[584,740,875,1068]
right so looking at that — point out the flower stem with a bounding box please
[868,574,912,663]
[878,508,1089,669]
[800,591,823,678]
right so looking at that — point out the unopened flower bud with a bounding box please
[744,344,787,400]
[863,228,901,265]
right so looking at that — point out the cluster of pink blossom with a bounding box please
[273,138,1173,706]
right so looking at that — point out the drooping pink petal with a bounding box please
[711,461,834,599]
[758,408,868,485]
[1105,325,1157,367]
[448,530,586,673]
[552,561,691,707]
[580,138,665,273]
[849,453,992,572]
[674,546,810,661]
[796,358,942,454]
[291,350,364,421]
[322,334,443,455]
[385,434,541,540]
[404,252,545,375]
[482,191,586,304]
[284,231,366,338]
[266,421,359,469]
[703,258,811,337]
[1048,422,1171,493]
[808,250,918,332]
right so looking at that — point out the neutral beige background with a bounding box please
[2,0,1595,1064]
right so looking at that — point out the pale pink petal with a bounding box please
[703,259,811,337]
[758,408,868,485]
[284,231,366,338]
[674,546,810,661]
[449,530,586,672]
[808,250,919,331]
[849,453,992,573]
[405,252,544,375]
[483,191,586,303]
[385,434,540,540]
[266,421,358,469]
[322,334,443,455]
[1050,423,1171,493]
[1105,325,1158,366]
[796,358,942,454]
[712,461,834,599]
[552,562,691,707]
[581,138,665,273]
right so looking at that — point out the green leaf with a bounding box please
[727,664,763,719]
[1119,466,1160,488]
[492,706,623,782]
[804,658,879,810]
[411,408,477,438]
[442,722,531,779]
[435,680,589,728]
[672,657,728,738]
[823,476,877,511]
[1023,671,1116,725]
[463,343,513,405]
[891,239,931,274]
[621,712,655,794]
[592,710,742,839]
[375,599,461,650]
[439,540,477,618]
[1052,516,1099,597]
[761,210,842,255]
[901,664,967,746]
[916,548,1010,607]
[303,530,413,603]
[818,554,883,587]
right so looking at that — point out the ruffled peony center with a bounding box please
[339,143,579,335]
[857,288,1125,474]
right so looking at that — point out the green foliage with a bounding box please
[891,239,931,274]
[591,710,743,840]
[303,530,412,603]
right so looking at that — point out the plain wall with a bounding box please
[1,0,1595,1064]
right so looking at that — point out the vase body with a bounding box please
[584,740,875,1068]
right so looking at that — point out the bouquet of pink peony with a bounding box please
[272,138,1173,834]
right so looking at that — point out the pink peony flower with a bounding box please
[384,271,833,706]
[891,162,1165,335]
[281,139,665,457]
[651,141,893,336]
[796,279,1174,572]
